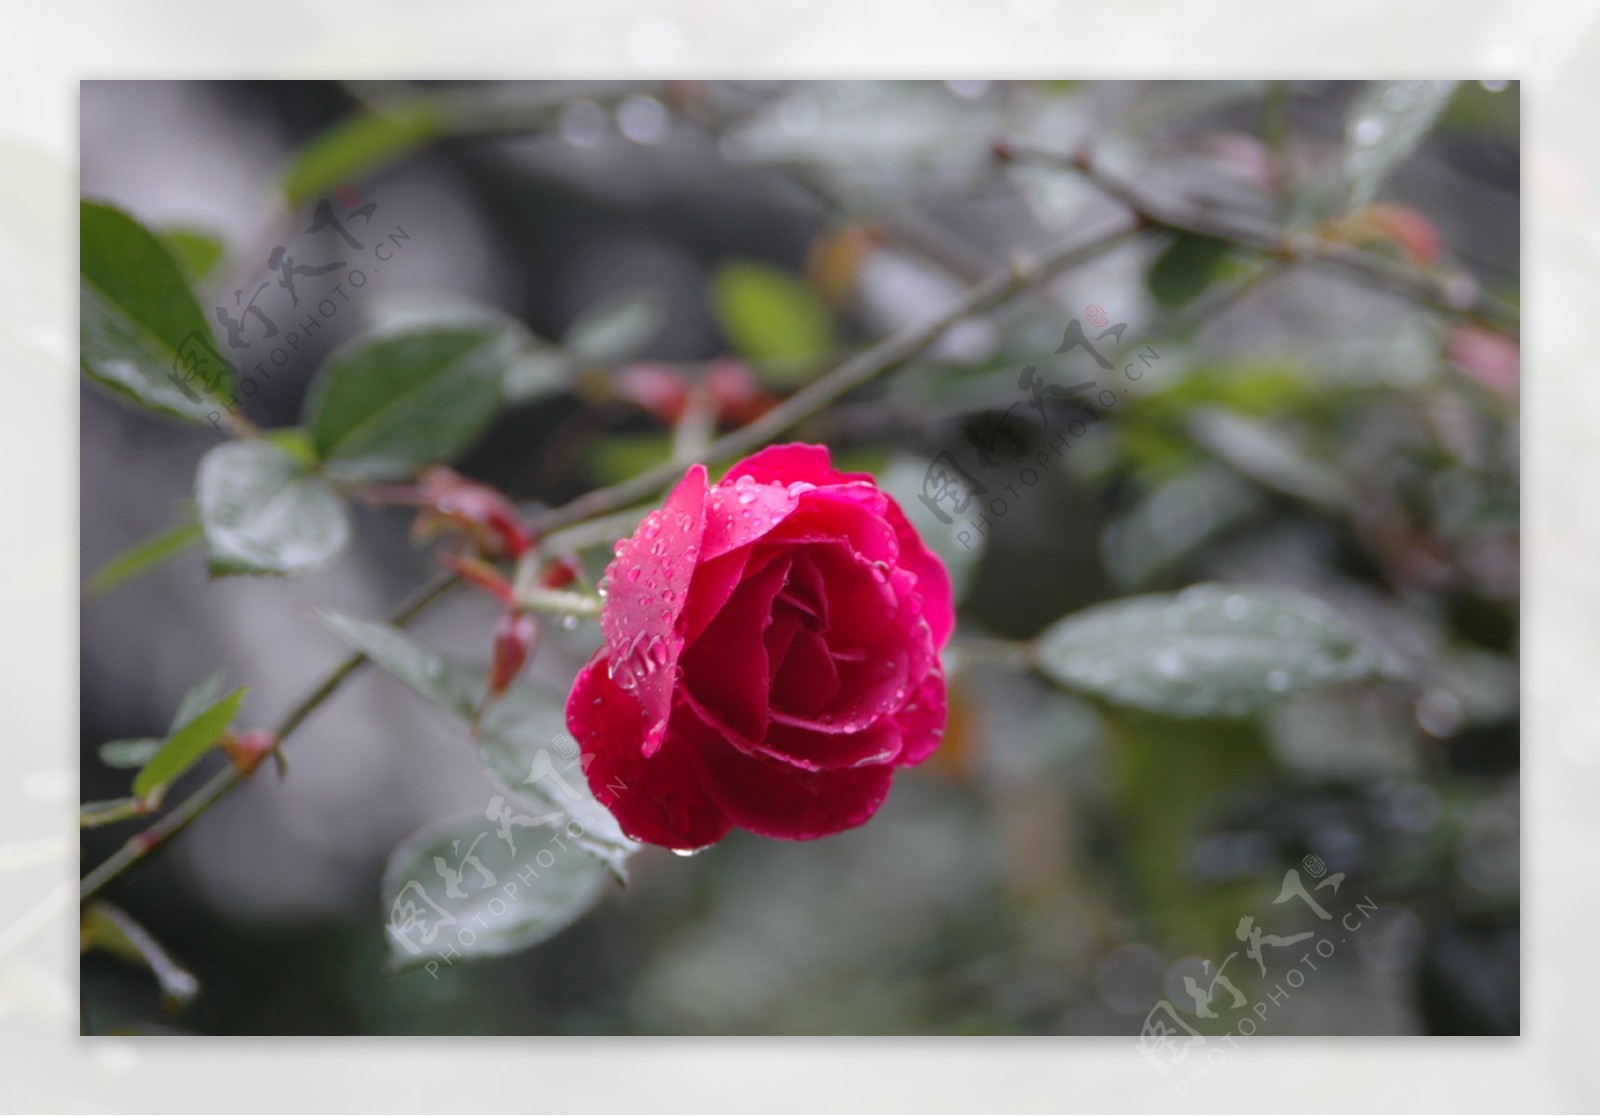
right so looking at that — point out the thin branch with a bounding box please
[1000,140,1519,336]
[79,570,458,904]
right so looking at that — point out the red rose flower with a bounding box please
[566,443,953,850]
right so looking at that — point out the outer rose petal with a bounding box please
[700,475,800,561]
[881,495,955,647]
[567,655,731,850]
[895,659,947,767]
[601,465,708,754]
[724,443,857,488]
[693,739,895,840]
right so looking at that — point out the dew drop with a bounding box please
[627,567,642,582]
[561,615,579,631]
[1222,594,1249,621]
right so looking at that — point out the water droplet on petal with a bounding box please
[627,568,642,582]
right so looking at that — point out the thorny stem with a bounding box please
[79,571,458,903]
[1001,139,1520,337]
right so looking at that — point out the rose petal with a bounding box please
[881,494,955,647]
[894,659,948,767]
[601,465,708,754]
[769,625,841,717]
[693,739,895,840]
[567,656,731,850]
[759,717,903,771]
[678,547,748,645]
[771,487,900,566]
[679,552,792,743]
[701,474,800,562]
[723,443,869,488]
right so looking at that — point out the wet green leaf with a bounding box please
[85,522,203,597]
[476,684,639,881]
[196,441,351,576]
[316,611,482,719]
[132,687,246,799]
[381,811,607,970]
[304,327,514,480]
[81,200,233,423]
[1341,81,1457,210]
[1035,583,1374,717]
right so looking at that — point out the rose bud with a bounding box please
[539,555,584,590]
[221,728,280,778]
[703,357,776,426]
[369,467,530,558]
[489,611,539,698]
[613,363,690,425]
[566,444,953,851]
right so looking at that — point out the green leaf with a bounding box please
[1146,232,1232,310]
[708,260,835,385]
[282,101,450,208]
[476,684,639,881]
[196,441,351,576]
[317,612,638,879]
[80,200,235,423]
[304,327,514,480]
[169,670,228,735]
[502,345,572,404]
[1341,81,1457,211]
[1186,406,1352,514]
[132,687,247,798]
[161,228,225,282]
[1035,584,1374,718]
[381,811,607,970]
[562,289,665,366]
[316,611,482,718]
[1099,464,1266,589]
[85,522,203,597]
[81,900,200,1008]
[97,739,164,769]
